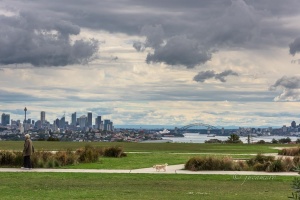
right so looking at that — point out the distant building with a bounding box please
[78,115,87,129]
[41,111,46,125]
[87,112,92,128]
[71,112,77,126]
[1,113,10,126]
[95,116,101,129]
[59,116,65,129]
[104,119,113,131]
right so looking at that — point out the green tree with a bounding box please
[226,134,242,143]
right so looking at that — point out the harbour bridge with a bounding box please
[175,123,221,134]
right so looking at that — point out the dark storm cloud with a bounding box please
[0,12,99,67]
[146,36,211,68]
[194,70,238,83]
[140,24,164,49]
[289,37,300,56]
[2,0,300,68]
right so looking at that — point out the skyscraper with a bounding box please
[87,112,92,128]
[71,112,77,126]
[78,115,87,128]
[41,111,46,124]
[1,113,10,126]
[95,116,101,129]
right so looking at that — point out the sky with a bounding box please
[1,0,300,128]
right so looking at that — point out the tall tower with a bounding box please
[71,112,77,126]
[41,111,46,124]
[24,107,27,122]
[87,112,92,128]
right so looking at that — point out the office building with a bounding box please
[78,115,87,128]
[71,112,77,126]
[1,113,10,126]
[41,111,46,124]
[87,112,92,128]
[95,116,101,129]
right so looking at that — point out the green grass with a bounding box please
[64,152,254,169]
[0,141,295,153]
[0,172,295,200]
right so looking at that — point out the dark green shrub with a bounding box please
[247,154,274,166]
[278,137,292,144]
[267,159,284,172]
[103,146,127,158]
[256,140,266,144]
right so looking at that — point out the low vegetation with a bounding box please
[185,154,298,172]
[0,144,127,168]
[279,147,300,156]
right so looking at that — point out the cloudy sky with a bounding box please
[1,0,300,128]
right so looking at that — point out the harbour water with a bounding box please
[161,133,299,143]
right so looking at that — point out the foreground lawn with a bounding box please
[0,173,295,200]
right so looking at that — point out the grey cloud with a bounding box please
[270,76,300,90]
[194,70,238,83]
[215,70,239,82]
[141,24,164,49]
[0,12,99,67]
[193,70,216,82]
[289,37,300,56]
[270,76,300,101]
[2,0,300,68]
[132,41,144,52]
[146,35,211,68]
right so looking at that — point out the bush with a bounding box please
[278,147,300,156]
[184,156,247,171]
[267,159,284,172]
[103,146,127,158]
[247,154,275,166]
[278,137,292,144]
[76,145,100,163]
[54,150,78,166]
[256,140,266,144]
[0,151,15,165]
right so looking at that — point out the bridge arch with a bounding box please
[178,123,219,131]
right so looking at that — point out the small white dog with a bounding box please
[153,163,168,172]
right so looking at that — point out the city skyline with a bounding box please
[1,1,300,127]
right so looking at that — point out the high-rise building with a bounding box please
[78,115,87,128]
[1,113,10,126]
[104,119,111,131]
[71,112,77,126]
[87,112,92,128]
[95,116,101,129]
[41,111,46,124]
[59,116,65,129]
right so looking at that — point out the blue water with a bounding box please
[162,133,299,143]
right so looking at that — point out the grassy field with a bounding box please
[1,141,297,169]
[0,172,295,200]
[0,141,299,199]
[0,141,295,153]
